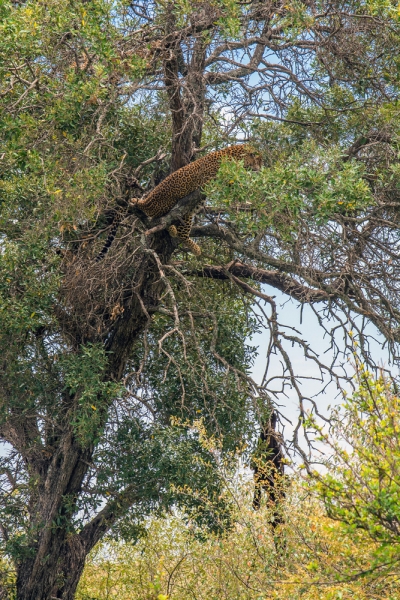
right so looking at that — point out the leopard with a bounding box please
[95,144,262,260]
[134,144,262,256]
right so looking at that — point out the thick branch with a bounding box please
[343,131,392,161]
[188,261,330,303]
[141,189,205,236]
[190,222,334,282]
[78,484,140,554]
[206,19,272,86]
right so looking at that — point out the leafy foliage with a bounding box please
[205,145,373,238]
[311,367,400,571]
[76,476,400,600]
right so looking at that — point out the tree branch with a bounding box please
[186,261,330,304]
[139,189,205,236]
[78,483,140,554]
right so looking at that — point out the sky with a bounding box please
[249,285,395,460]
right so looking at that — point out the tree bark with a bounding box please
[15,440,91,600]
[16,535,86,600]
[164,4,206,171]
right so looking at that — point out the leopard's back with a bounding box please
[136,144,255,218]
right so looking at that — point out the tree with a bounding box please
[1,0,400,598]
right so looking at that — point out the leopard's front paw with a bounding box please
[168,225,178,238]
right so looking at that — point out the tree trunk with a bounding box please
[14,232,177,600]
[15,436,90,600]
[163,5,206,172]
[16,534,87,600]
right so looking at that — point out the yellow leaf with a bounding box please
[91,405,97,411]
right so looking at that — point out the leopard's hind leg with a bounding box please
[168,213,201,256]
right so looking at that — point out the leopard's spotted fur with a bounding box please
[135,144,262,255]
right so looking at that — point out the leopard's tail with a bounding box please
[168,222,201,256]
[95,215,121,262]
[185,238,201,256]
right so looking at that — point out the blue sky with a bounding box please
[249,285,395,458]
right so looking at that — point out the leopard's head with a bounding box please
[243,145,263,171]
